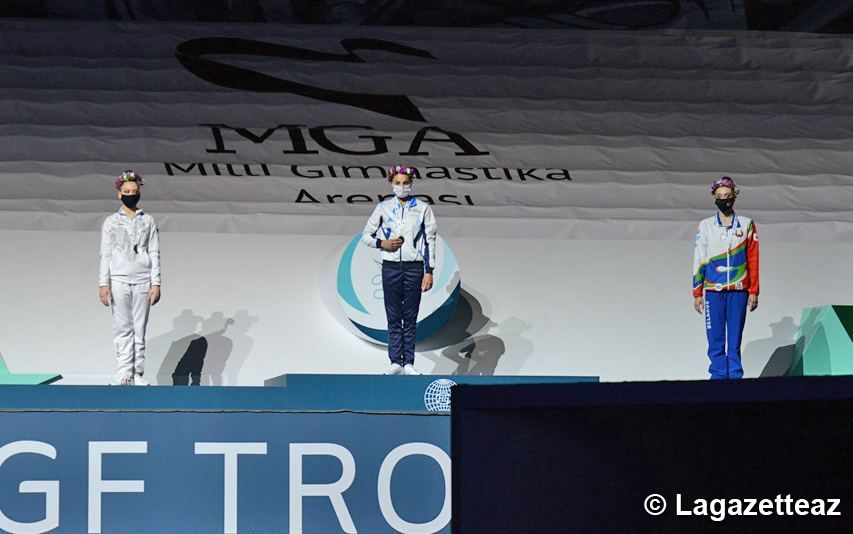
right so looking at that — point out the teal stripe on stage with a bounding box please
[0,374,598,412]
[268,374,599,412]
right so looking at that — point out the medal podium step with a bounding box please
[263,373,599,412]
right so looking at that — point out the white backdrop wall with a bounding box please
[0,20,852,384]
[1,231,851,384]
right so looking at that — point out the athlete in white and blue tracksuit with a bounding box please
[361,166,437,375]
[693,177,760,379]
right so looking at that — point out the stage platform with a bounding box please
[0,373,597,412]
[264,373,598,412]
[0,373,595,533]
[452,376,853,533]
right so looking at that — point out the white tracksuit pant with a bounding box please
[111,281,151,377]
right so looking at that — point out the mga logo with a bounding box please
[176,37,435,122]
[336,234,460,344]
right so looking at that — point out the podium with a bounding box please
[264,373,599,412]
[451,376,853,532]
[0,373,596,532]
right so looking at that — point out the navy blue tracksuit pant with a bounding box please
[382,261,424,365]
[705,290,748,379]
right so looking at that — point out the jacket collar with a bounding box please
[715,211,739,229]
[387,197,417,211]
[117,207,144,218]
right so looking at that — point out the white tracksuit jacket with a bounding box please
[99,208,161,286]
[360,197,437,273]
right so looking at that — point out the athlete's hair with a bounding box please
[710,176,739,196]
[115,170,144,190]
[387,165,417,182]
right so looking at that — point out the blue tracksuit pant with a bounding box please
[382,261,424,365]
[704,290,748,379]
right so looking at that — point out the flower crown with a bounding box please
[387,165,416,179]
[115,170,144,190]
[710,176,739,196]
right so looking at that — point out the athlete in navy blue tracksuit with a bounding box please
[361,166,438,375]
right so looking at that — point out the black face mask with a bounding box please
[121,194,141,209]
[715,198,734,213]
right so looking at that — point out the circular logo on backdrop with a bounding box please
[424,379,457,412]
[336,234,461,344]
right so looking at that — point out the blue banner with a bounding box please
[0,411,449,533]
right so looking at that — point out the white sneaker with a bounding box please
[109,373,133,386]
[385,363,404,375]
[133,374,150,386]
[403,364,422,376]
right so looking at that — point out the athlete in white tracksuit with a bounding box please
[98,171,161,385]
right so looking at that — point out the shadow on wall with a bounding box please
[417,287,533,375]
[200,310,259,385]
[152,310,203,386]
[151,309,257,385]
[220,310,258,386]
[742,316,798,377]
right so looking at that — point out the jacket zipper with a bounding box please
[398,203,404,266]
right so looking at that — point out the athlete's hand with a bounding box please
[694,296,704,314]
[422,273,433,292]
[747,294,758,312]
[99,286,111,307]
[382,237,404,251]
[150,285,161,306]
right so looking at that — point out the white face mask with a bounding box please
[393,184,412,199]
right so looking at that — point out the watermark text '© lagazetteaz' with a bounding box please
[644,494,841,521]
